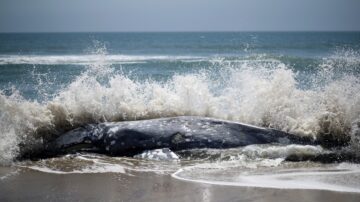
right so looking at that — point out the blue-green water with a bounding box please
[0,32,360,164]
[1,32,359,99]
[1,32,360,193]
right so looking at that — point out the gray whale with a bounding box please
[42,116,318,157]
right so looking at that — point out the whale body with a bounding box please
[42,116,318,157]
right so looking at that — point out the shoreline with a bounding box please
[1,167,360,202]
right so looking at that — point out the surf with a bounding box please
[1,47,360,165]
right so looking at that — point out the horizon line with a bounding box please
[1,30,360,34]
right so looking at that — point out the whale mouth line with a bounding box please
[62,143,99,153]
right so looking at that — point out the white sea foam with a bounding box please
[134,148,180,161]
[241,144,325,159]
[19,145,321,174]
[0,54,204,65]
[19,153,179,174]
[0,49,360,164]
[172,144,360,193]
[25,162,126,174]
[172,167,360,193]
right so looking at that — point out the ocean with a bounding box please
[1,32,360,197]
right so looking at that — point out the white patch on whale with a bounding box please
[134,148,179,161]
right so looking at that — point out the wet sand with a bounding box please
[1,167,360,202]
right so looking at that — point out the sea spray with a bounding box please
[1,48,360,164]
[0,91,53,164]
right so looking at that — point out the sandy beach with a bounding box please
[1,166,359,202]
[1,2,360,201]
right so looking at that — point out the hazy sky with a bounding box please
[1,0,360,32]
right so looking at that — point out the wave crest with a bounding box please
[1,51,360,164]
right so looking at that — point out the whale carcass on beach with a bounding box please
[41,116,321,157]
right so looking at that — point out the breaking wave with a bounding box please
[1,48,360,164]
[0,54,204,65]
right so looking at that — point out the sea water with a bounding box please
[1,32,360,192]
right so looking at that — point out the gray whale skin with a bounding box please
[43,116,318,157]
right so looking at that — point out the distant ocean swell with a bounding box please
[0,54,206,65]
[0,50,360,165]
